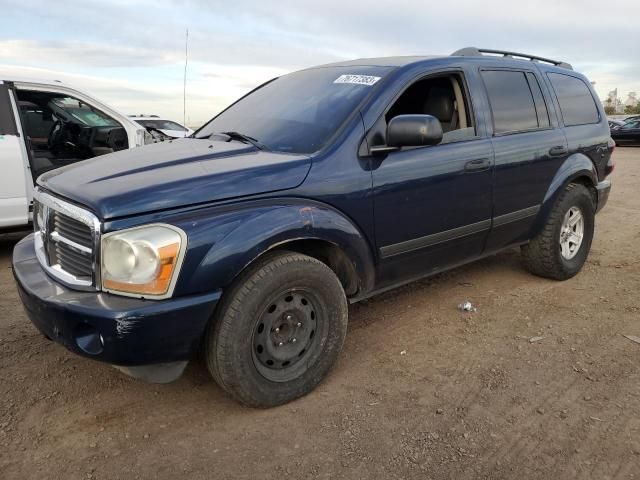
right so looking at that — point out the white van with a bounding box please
[0,78,148,231]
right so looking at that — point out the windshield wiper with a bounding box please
[219,131,269,151]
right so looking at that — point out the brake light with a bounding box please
[605,156,616,176]
[605,138,616,176]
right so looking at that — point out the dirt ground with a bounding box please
[1,148,639,480]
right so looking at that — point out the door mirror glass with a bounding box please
[387,114,443,148]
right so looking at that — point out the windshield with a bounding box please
[138,119,187,131]
[50,97,119,127]
[196,66,393,154]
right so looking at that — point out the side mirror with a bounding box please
[387,114,443,148]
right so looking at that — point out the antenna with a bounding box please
[183,28,189,128]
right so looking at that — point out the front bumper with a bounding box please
[13,234,221,373]
[596,179,611,213]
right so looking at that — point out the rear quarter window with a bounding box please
[547,73,600,127]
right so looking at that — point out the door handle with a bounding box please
[464,158,491,173]
[548,145,568,156]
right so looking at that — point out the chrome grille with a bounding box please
[52,212,93,247]
[33,189,101,290]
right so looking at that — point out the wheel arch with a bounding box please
[262,238,361,295]
[530,153,598,238]
[174,199,376,298]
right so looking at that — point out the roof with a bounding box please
[128,116,164,120]
[310,55,444,69]
[0,76,67,86]
[309,48,574,72]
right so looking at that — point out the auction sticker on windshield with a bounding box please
[334,74,381,86]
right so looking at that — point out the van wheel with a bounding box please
[205,251,348,407]
[521,183,595,280]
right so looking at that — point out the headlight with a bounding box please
[101,224,187,298]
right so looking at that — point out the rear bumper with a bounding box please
[13,234,221,369]
[596,179,611,213]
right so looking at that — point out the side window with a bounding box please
[547,73,599,126]
[481,70,540,134]
[15,89,128,178]
[385,73,476,144]
[622,121,640,130]
[526,73,550,128]
[0,85,18,136]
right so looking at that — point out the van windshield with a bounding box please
[196,66,392,154]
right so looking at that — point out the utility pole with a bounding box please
[183,28,189,128]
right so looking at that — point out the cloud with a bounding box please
[1,0,638,123]
[0,40,178,68]
[0,63,230,125]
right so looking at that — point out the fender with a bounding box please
[530,152,597,237]
[165,198,376,298]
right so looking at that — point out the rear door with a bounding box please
[0,83,31,229]
[481,68,568,251]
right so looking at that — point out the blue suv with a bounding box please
[13,48,613,406]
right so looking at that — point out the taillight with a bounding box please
[605,156,616,176]
[605,138,616,176]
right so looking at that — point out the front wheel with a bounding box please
[205,251,348,407]
[521,183,595,280]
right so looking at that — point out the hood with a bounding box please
[39,139,311,220]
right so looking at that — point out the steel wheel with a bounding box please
[559,206,584,260]
[252,289,325,383]
[205,251,348,406]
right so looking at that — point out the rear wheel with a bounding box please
[521,183,595,280]
[205,251,348,407]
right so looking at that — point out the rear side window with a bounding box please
[481,70,540,134]
[547,73,599,126]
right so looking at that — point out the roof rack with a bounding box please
[451,47,573,70]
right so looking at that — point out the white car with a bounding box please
[129,116,194,139]
[0,77,148,231]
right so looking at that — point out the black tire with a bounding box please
[521,183,595,280]
[205,251,348,407]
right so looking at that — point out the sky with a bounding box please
[0,0,638,127]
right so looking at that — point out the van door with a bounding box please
[14,88,133,180]
[0,83,30,229]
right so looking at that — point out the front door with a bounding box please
[370,71,494,289]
